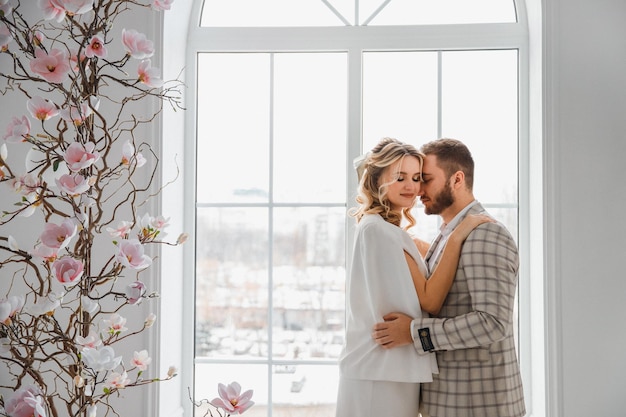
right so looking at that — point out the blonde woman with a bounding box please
[335,138,491,417]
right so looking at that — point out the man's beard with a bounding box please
[424,181,454,215]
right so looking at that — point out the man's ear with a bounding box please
[452,170,465,189]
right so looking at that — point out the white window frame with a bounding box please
[156,1,548,416]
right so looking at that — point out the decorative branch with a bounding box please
[0,1,188,417]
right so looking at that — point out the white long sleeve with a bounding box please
[339,214,437,382]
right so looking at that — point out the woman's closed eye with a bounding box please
[397,174,421,182]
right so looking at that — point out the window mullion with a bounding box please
[437,50,443,139]
[267,52,275,417]
[346,46,363,258]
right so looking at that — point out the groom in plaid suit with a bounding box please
[372,138,525,417]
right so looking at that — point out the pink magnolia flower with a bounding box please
[75,330,102,350]
[38,0,67,22]
[102,313,127,335]
[4,385,46,417]
[29,48,71,84]
[40,218,77,250]
[23,394,46,417]
[85,35,107,58]
[121,28,154,59]
[152,0,174,11]
[106,371,131,390]
[55,173,90,195]
[3,115,30,143]
[11,173,40,196]
[0,25,12,52]
[63,141,100,172]
[210,382,255,415]
[81,346,122,372]
[130,349,152,371]
[144,313,157,328]
[125,281,146,305]
[59,96,99,125]
[31,30,46,47]
[138,212,170,240]
[31,244,58,262]
[115,239,152,270]
[176,233,189,245]
[121,140,146,167]
[106,220,133,238]
[51,256,84,285]
[50,0,94,16]
[137,59,163,88]
[151,215,170,230]
[27,96,59,121]
[139,213,169,240]
[0,295,25,325]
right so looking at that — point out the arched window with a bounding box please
[178,1,541,416]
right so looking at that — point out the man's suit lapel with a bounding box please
[424,233,444,273]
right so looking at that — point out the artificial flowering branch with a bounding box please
[189,382,255,417]
[0,1,186,417]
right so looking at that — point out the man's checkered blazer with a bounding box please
[412,202,526,417]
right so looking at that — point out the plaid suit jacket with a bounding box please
[412,203,526,417]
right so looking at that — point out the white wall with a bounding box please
[543,0,626,416]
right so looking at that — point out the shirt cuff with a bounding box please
[411,320,435,354]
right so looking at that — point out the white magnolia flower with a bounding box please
[81,296,99,314]
[81,346,122,372]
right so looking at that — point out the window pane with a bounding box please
[362,51,439,152]
[273,53,347,203]
[487,206,519,242]
[271,364,338,416]
[201,0,349,27]
[273,207,346,360]
[197,53,270,204]
[196,207,269,359]
[441,50,518,205]
[367,0,517,25]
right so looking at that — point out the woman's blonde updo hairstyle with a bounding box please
[350,137,423,229]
